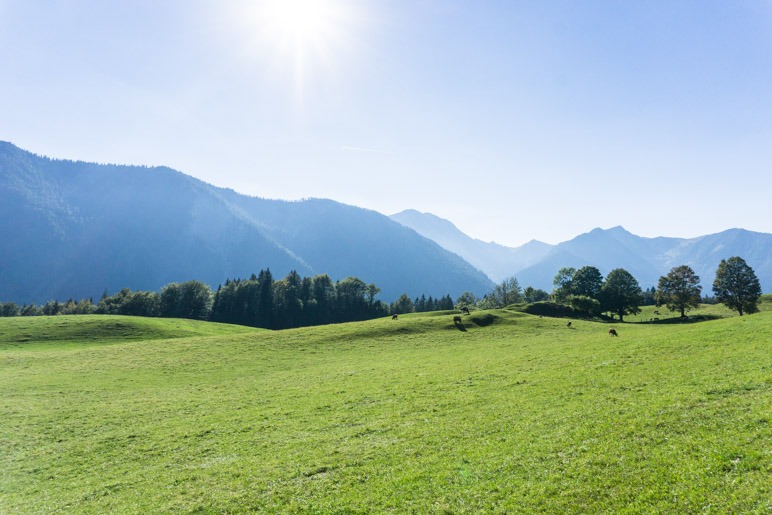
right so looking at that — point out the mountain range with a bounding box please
[1,141,769,305]
[390,210,772,294]
[0,142,492,304]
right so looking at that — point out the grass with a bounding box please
[0,314,258,349]
[1,304,770,513]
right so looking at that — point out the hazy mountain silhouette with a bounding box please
[3,141,768,305]
[390,209,552,282]
[391,211,771,293]
[0,142,493,304]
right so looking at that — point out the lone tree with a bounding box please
[656,265,702,318]
[712,256,762,316]
[489,276,523,308]
[456,291,478,308]
[601,268,643,322]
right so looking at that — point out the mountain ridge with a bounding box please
[2,141,769,304]
[0,142,493,304]
[391,210,771,293]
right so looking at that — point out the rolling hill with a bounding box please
[1,307,769,512]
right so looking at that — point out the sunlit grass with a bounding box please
[1,307,769,512]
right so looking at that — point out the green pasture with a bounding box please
[1,304,770,513]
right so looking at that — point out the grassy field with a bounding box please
[1,302,770,513]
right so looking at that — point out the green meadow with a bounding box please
[1,302,770,513]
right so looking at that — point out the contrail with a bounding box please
[342,146,382,153]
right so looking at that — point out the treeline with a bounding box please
[0,269,457,330]
[2,258,761,326]
[466,256,762,320]
[455,267,647,321]
[211,270,389,328]
[389,293,455,315]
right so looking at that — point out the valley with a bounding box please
[2,302,769,512]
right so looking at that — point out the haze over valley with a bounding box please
[2,141,769,305]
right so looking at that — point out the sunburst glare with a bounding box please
[239,0,363,107]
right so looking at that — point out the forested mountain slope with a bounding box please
[0,142,493,304]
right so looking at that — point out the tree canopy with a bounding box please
[602,268,643,321]
[571,266,604,300]
[552,267,576,302]
[487,276,523,308]
[712,256,762,316]
[656,265,702,317]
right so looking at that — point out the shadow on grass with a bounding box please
[470,313,498,327]
[644,314,722,324]
[453,320,467,332]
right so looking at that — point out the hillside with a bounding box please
[0,142,493,303]
[392,210,771,292]
[1,310,769,512]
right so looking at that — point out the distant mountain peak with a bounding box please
[587,225,629,236]
[390,210,770,292]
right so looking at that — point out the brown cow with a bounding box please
[608,328,618,337]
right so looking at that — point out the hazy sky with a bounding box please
[2,1,771,246]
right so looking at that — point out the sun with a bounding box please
[241,0,361,104]
[255,0,355,67]
[263,0,344,44]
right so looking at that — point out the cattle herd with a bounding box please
[389,310,620,336]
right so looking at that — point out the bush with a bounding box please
[522,301,595,319]
[569,295,601,316]
[470,313,498,327]
[0,302,20,317]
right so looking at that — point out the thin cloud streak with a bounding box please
[341,146,382,153]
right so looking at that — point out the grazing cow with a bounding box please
[567,321,572,328]
[392,314,398,320]
[461,306,470,315]
[453,315,462,323]
[608,328,618,337]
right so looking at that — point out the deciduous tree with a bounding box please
[392,293,415,315]
[489,276,523,307]
[523,286,550,303]
[712,256,762,316]
[571,266,604,300]
[160,281,212,320]
[552,267,576,302]
[456,291,477,308]
[656,265,702,318]
[601,268,643,322]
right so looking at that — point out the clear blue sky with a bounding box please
[2,0,771,246]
